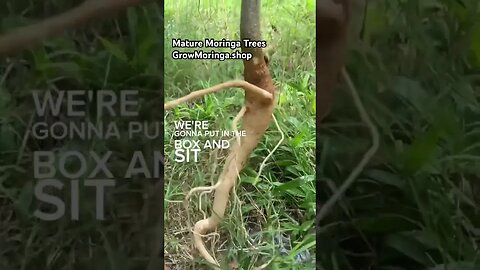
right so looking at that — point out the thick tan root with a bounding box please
[188,106,247,266]
[192,136,247,266]
[192,103,273,266]
[185,106,246,202]
[166,81,274,267]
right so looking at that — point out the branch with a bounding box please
[164,80,273,110]
[316,68,380,224]
[0,0,146,56]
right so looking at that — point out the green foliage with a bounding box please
[0,2,163,270]
[319,0,480,269]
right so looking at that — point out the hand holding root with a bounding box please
[165,80,275,267]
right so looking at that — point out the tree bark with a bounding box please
[240,0,276,98]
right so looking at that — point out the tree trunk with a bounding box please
[240,0,276,97]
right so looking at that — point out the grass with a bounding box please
[163,0,316,269]
[0,1,163,270]
[319,1,480,269]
